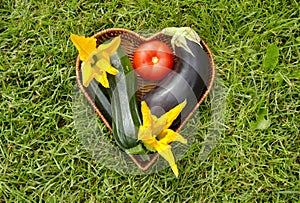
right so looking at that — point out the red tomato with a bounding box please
[133,40,174,80]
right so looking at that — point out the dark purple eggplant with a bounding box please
[142,39,211,128]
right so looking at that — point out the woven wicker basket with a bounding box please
[75,28,215,170]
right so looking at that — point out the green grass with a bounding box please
[1,0,299,202]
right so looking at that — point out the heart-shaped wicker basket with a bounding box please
[75,28,215,170]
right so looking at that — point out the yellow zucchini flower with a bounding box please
[70,34,120,88]
[138,100,187,177]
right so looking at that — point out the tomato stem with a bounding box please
[152,56,159,64]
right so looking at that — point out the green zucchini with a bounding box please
[85,79,112,124]
[108,45,142,151]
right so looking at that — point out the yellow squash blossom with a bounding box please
[70,34,120,88]
[138,100,187,177]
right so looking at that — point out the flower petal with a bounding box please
[152,114,166,136]
[96,58,111,71]
[154,142,178,177]
[141,101,152,127]
[96,71,109,88]
[71,34,97,61]
[164,99,187,129]
[94,59,113,88]
[106,66,119,75]
[81,62,94,87]
[97,36,121,56]
[159,129,187,144]
[97,51,110,63]
[138,126,153,141]
[143,138,158,152]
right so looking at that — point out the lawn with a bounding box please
[1,0,299,202]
